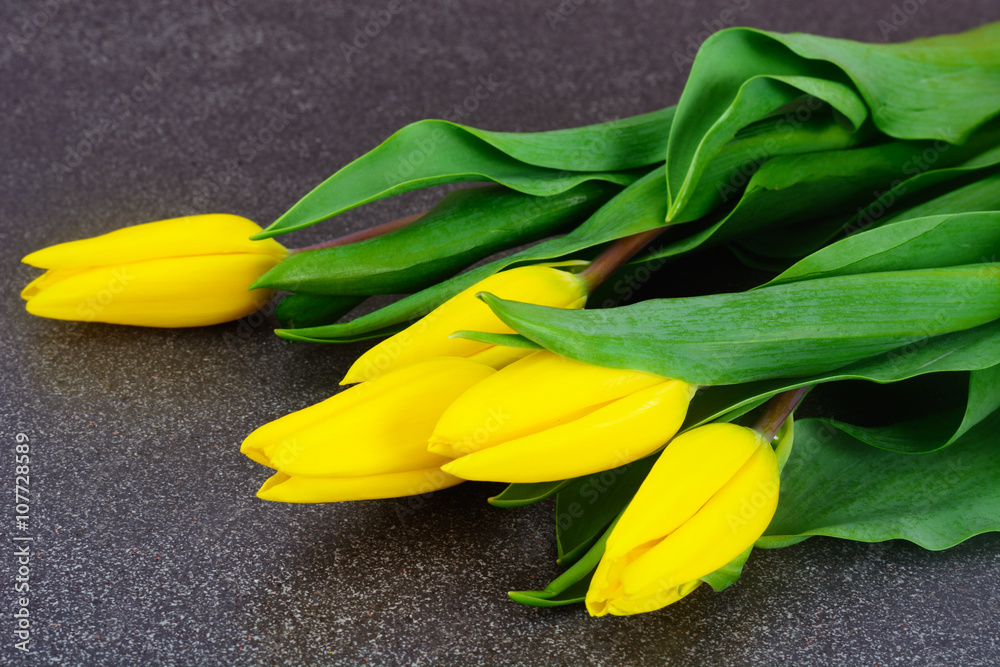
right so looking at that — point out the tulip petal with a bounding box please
[24,254,282,327]
[257,468,463,503]
[429,350,667,458]
[604,423,765,561]
[440,379,694,483]
[620,443,779,597]
[340,265,588,384]
[243,358,495,478]
[22,214,286,269]
[598,579,702,617]
[20,267,88,300]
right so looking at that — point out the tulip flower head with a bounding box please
[432,350,695,483]
[21,214,286,327]
[340,264,588,384]
[586,422,780,616]
[242,357,495,503]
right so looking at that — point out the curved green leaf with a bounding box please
[758,410,1000,550]
[255,182,618,296]
[687,319,1000,435]
[487,480,572,508]
[484,265,1000,386]
[508,519,617,608]
[880,168,1000,226]
[275,112,866,343]
[274,294,365,329]
[817,363,1000,454]
[767,212,1000,287]
[734,124,1000,260]
[668,23,1000,220]
[255,108,675,238]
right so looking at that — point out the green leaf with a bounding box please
[272,168,670,343]
[758,410,1000,550]
[508,518,617,608]
[274,294,365,329]
[701,547,752,593]
[487,480,571,508]
[733,124,1000,260]
[255,182,618,296]
[254,108,675,238]
[668,23,1000,220]
[449,331,540,350]
[767,212,1000,287]
[483,264,1000,386]
[639,136,992,269]
[818,363,1000,454]
[880,168,1000,226]
[275,111,867,343]
[687,319,1000,431]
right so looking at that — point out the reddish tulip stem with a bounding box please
[290,211,427,254]
[579,227,669,292]
[753,386,813,441]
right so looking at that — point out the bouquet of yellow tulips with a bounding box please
[20,22,1000,616]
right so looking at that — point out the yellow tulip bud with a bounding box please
[340,264,588,384]
[242,357,495,503]
[586,422,780,616]
[21,214,286,327]
[431,351,695,483]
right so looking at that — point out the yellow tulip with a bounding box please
[242,357,495,503]
[586,422,780,616]
[431,351,695,483]
[340,264,588,384]
[21,214,286,327]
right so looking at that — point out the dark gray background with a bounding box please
[3,1,1000,665]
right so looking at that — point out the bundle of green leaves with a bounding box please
[253,22,1000,608]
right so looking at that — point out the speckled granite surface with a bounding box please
[3,1,1000,664]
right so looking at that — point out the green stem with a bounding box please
[578,227,669,292]
[753,386,812,441]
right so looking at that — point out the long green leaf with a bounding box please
[758,411,1000,550]
[255,182,618,296]
[274,294,366,329]
[483,265,1000,386]
[255,108,675,238]
[637,134,997,271]
[275,113,866,343]
[686,319,1000,447]
[734,126,1000,260]
[767,212,1000,287]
